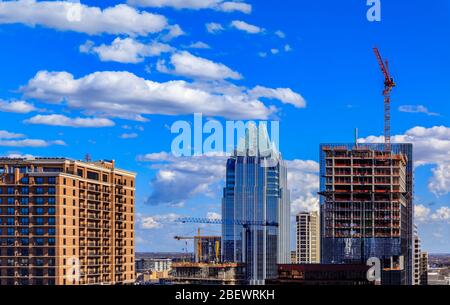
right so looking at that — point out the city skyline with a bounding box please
[0,0,449,254]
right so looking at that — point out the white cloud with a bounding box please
[0,100,36,113]
[206,212,221,219]
[230,20,264,34]
[128,0,251,14]
[415,204,431,223]
[249,86,306,108]
[80,37,174,64]
[162,24,185,41]
[286,160,320,214]
[359,126,450,196]
[24,114,115,128]
[399,105,439,116]
[120,132,139,139]
[21,70,292,120]
[258,52,267,58]
[431,207,450,222]
[138,152,227,206]
[284,44,292,52]
[429,163,450,196]
[270,48,279,55]
[186,41,211,49]
[137,213,182,229]
[0,0,168,36]
[275,30,286,38]
[157,51,242,80]
[206,22,224,34]
[0,130,25,139]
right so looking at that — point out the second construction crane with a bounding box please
[373,47,396,151]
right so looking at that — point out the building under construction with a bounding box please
[319,143,413,285]
[194,236,221,263]
[168,262,246,285]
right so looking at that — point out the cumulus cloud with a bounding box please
[398,105,439,116]
[431,207,450,222]
[359,125,450,195]
[286,160,320,214]
[80,37,174,64]
[275,30,286,38]
[137,213,182,229]
[0,129,65,147]
[20,70,304,120]
[415,204,431,223]
[206,22,224,34]
[139,151,319,217]
[249,86,306,108]
[24,114,115,128]
[0,130,25,139]
[0,0,168,36]
[186,41,211,49]
[138,152,227,206]
[0,100,36,113]
[157,51,242,80]
[162,24,185,41]
[128,0,251,14]
[120,132,139,139]
[230,20,264,34]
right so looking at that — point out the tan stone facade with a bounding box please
[0,158,135,285]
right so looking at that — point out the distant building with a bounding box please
[168,262,246,285]
[296,211,320,263]
[413,225,421,285]
[0,157,135,285]
[135,258,172,272]
[222,124,290,284]
[428,268,450,285]
[290,251,297,264]
[419,252,428,285]
[319,144,414,285]
[267,264,375,285]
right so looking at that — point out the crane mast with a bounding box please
[373,47,396,151]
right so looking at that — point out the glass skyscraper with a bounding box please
[222,124,290,284]
[319,143,413,285]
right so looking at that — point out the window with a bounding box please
[36,207,44,215]
[7,218,14,225]
[48,238,56,245]
[48,187,56,195]
[21,187,29,194]
[35,217,44,225]
[35,177,44,184]
[48,207,55,215]
[7,207,14,215]
[7,228,14,236]
[20,207,29,215]
[20,217,29,225]
[48,197,55,205]
[7,187,14,194]
[21,177,29,184]
[35,228,44,236]
[21,228,29,235]
[48,228,56,236]
[35,197,44,205]
[48,177,56,184]
[21,197,29,205]
[7,197,14,205]
[35,238,44,246]
[36,187,44,194]
[48,217,55,225]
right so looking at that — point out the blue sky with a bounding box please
[0,0,449,253]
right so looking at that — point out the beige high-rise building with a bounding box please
[296,211,320,263]
[0,157,135,285]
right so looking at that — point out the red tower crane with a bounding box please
[373,47,396,151]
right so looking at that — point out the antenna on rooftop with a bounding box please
[84,153,92,162]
